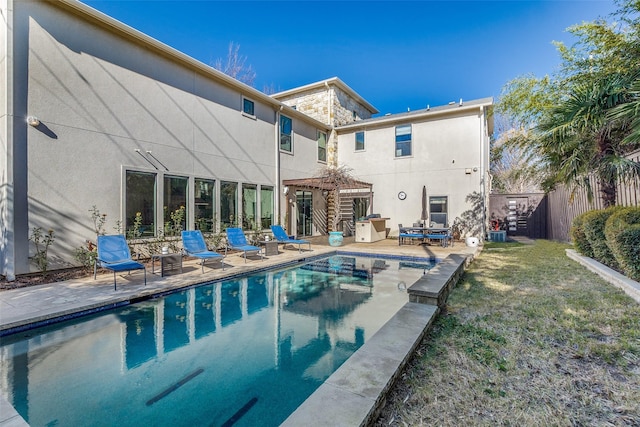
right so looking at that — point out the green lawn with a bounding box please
[376,240,640,426]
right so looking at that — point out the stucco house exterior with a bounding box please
[1,0,492,279]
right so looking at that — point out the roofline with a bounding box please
[272,77,379,115]
[51,0,330,131]
[335,97,494,131]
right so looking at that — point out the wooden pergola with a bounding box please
[283,176,373,234]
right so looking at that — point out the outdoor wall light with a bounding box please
[283,186,289,195]
[27,116,40,127]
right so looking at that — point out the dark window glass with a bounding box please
[126,171,156,237]
[317,131,327,162]
[355,131,365,151]
[395,124,412,157]
[243,98,254,116]
[261,186,274,229]
[429,196,448,226]
[195,178,215,232]
[220,181,238,229]
[242,184,258,230]
[164,176,188,235]
[280,115,292,152]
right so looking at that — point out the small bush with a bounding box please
[570,211,594,258]
[582,206,623,269]
[605,207,640,281]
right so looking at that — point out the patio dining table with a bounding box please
[399,226,452,247]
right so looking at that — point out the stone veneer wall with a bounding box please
[278,84,373,166]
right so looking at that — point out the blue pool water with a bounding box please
[0,254,434,426]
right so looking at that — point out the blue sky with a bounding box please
[82,1,617,116]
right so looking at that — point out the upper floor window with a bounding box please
[280,115,292,152]
[355,131,365,151]
[317,130,327,162]
[395,124,412,157]
[242,97,255,116]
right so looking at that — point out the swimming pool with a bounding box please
[0,254,435,426]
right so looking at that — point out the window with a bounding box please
[429,196,448,226]
[126,171,156,237]
[395,124,412,157]
[163,176,188,235]
[242,184,257,230]
[355,131,365,151]
[242,97,255,116]
[260,186,274,230]
[280,115,292,152]
[353,198,370,221]
[195,178,215,232]
[317,130,327,162]
[220,181,238,229]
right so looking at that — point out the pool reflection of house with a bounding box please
[116,265,377,370]
[1,0,493,278]
[1,257,414,424]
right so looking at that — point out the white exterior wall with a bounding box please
[3,1,325,275]
[338,108,490,237]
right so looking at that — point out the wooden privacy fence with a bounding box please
[491,150,640,242]
[547,173,640,242]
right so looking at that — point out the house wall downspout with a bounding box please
[479,106,487,241]
[275,107,281,226]
[4,0,29,279]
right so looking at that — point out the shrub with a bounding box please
[570,211,594,258]
[74,240,97,271]
[29,227,55,275]
[582,206,623,269]
[605,207,640,281]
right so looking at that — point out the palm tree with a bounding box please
[536,74,640,207]
[610,76,640,145]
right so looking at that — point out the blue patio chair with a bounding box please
[270,225,311,253]
[226,228,263,262]
[94,234,146,290]
[181,230,225,272]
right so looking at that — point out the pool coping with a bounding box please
[280,253,472,426]
[0,246,477,427]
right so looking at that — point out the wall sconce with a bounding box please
[27,116,40,127]
[283,186,289,195]
[322,190,329,197]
